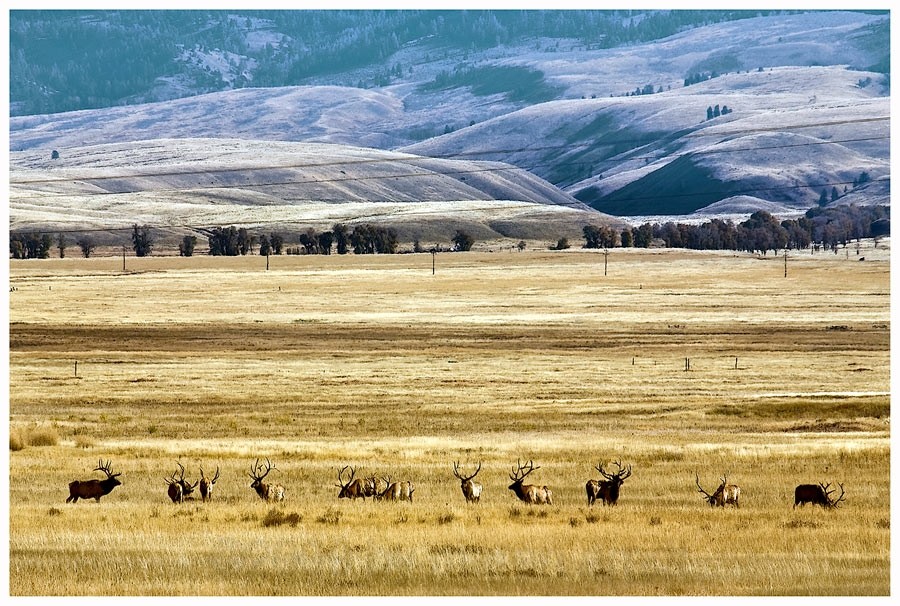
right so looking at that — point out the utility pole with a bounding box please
[603,247,609,276]
[431,249,436,275]
[122,246,126,272]
[784,250,788,278]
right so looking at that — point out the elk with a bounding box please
[586,460,632,506]
[199,466,220,502]
[695,473,741,507]
[794,482,845,509]
[508,458,552,505]
[336,466,370,500]
[378,476,414,502]
[165,461,199,503]
[248,458,285,502]
[66,459,122,503]
[453,461,483,503]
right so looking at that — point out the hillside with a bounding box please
[8,9,890,234]
[9,138,613,246]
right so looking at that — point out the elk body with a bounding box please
[336,466,370,500]
[508,459,552,505]
[696,473,741,507]
[586,460,632,506]
[66,459,122,503]
[453,461,483,503]
[199,466,220,502]
[249,458,285,502]
[165,461,199,503]
[378,476,415,502]
[794,482,845,508]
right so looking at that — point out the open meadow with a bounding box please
[7,243,891,596]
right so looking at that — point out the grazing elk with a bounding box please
[66,459,122,503]
[508,459,552,505]
[378,476,415,502]
[453,461,483,503]
[336,466,370,500]
[695,473,741,507]
[248,458,285,502]
[586,460,632,506]
[794,482,845,509]
[199,466,220,502]
[165,461,199,503]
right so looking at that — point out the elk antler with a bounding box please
[600,460,632,481]
[250,458,276,482]
[336,465,355,488]
[95,459,120,479]
[200,466,220,484]
[453,461,482,482]
[695,472,713,499]
[822,482,846,508]
[509,458,538,482]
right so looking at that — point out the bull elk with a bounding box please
[508,458,552,505]
[695,473,741,507]
[199,466,220,502]
[586,460,632,506]
[66,459,122,503]
[794,482,845,509]
[336,466,370,500]
[453,461,483,503]
[378,475,415,502]
[249,458,285,502]
[165,461,199,503]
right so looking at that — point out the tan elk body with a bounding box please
[508,459,552,505]
[249,458,285,502]
[453,461,483,503]
[695,473,741,507]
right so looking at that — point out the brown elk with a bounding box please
[794,482,845,509]
[695,473,741,507]
[165,461,199,503]
[66,459,122,503]
[336,466,370,500]
[586,460,632,506]
[453,461,483,503]
[378,475,414,502]
[199,466,220,502]
[248,458,285,502]
[508,458,552,505]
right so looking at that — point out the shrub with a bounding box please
[27,427,59,447]
[263,508,302,528]
[74,435,96,449]
[10,430,25,451]
[316,507,342,525]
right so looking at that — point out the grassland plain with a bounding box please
[7,244,890,596]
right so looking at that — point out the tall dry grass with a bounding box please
[8,246,890,595]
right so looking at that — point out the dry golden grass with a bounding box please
[8,244,890,595]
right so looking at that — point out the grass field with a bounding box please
[7,243,890,596]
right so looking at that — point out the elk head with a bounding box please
[166,461,198,503]
[596,460,632,506]
[696,472,740,507]
[819,482,846,509]
[453,461,483,503]
[336,465,367,500]
[199,466,220,502]
[508,458,552,504]
[249,458,284,502]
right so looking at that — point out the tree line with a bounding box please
[584,205,889,255]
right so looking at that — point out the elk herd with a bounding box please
[63,457,848,511]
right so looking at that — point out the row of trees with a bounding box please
[583,205,889,255]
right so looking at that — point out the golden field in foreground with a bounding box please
[7,244,890,595]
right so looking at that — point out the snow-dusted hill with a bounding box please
[9,138,611,244]
[8,10,889,236]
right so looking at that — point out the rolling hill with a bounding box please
[8,9,890,242]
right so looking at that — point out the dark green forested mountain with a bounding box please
[11,9,836,116]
